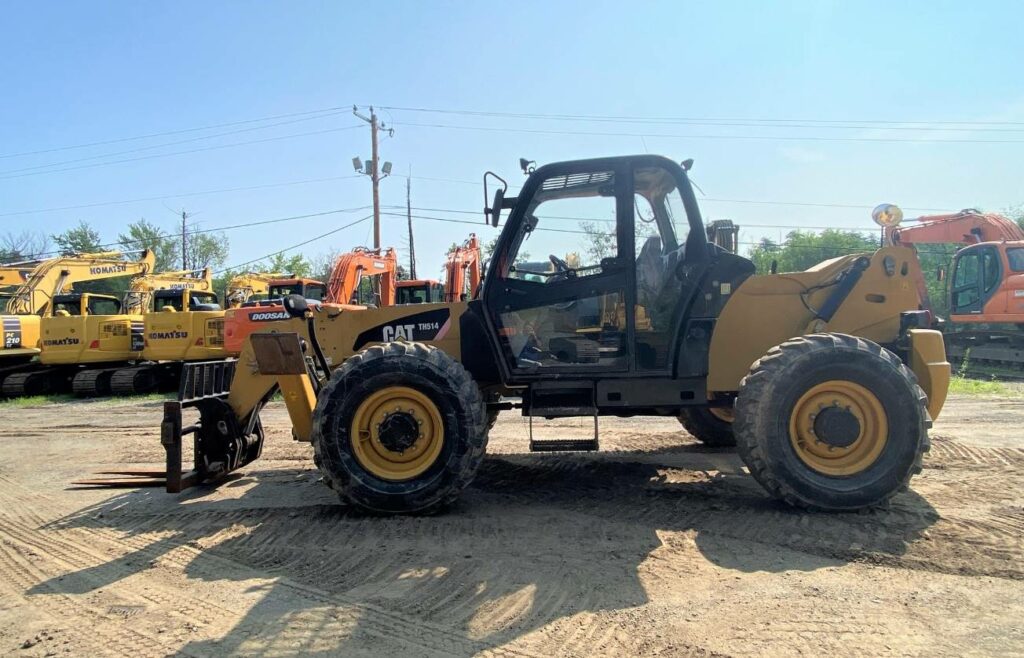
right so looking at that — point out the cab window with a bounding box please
[304,284,326,301]
[154,292,184,312]
[189,291,221,310]
[87,297,121,315]
[1008,248,1024,272]
[52,298,82,315]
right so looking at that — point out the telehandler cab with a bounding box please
[122,155,949,514]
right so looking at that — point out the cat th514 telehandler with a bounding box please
[124,155,949,514]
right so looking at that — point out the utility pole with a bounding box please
[406,170,417,279]
[180,210,189,270]
[352,106,393,250]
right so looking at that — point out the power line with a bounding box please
[0,125,364,181]
[216,214,374,273]
[0,105,351,160]
[384,204,882,231]
[0,110,351,176]
[30,205,373,259]
[378,105,1024,129]
[0,175,363,218]
[396,121,1024,145]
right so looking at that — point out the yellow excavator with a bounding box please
[105,269,227,394]
[225,272,285,308]
[88,155,950,515]
[1,251,155,392]
[3,267,210,397]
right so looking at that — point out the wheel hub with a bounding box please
[812,406,861,448]
[788,380,889,476]
[377,412,420,453]
[350,386,445,482]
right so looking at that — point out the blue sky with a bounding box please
[1,1,1021,275]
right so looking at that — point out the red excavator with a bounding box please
[224,247,397,354]
[884,206,1024,371]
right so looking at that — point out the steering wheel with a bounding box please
[549,254,570,272]
[547,254,575,284]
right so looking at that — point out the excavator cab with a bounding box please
[948,242,1024,321]
[396,280,444,304]
[266,279,327,302]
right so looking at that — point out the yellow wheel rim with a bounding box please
[709,407,734,423]
[350,386,445,481]
[788,380,888,476]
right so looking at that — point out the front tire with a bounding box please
[734,333,930,511]
[311,342,488,514]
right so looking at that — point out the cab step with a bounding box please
[529,438,599,452]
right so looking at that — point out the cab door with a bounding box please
[482,160,632,381]
[951,245,1001,316]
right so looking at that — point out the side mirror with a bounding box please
[490,188,504,227]
[283,294,309,318]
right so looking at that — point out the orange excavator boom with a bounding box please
[887,209,1024,246]
[444,234,481,303]
[326,247,397,306]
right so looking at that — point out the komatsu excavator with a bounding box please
[89,155,950,515]
[0,251,154,391]
[881,206,1024,372]
[225,273,327,308]
[223,247,396,353]
[3,268,210,396]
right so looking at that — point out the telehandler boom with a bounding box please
[99,155,949,514]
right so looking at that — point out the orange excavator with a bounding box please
[883,206,1024,371]
[395,234,482,304]
[443,233,482,302]
[224,247,397,353]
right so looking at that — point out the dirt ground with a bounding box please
[0,394,1020,657]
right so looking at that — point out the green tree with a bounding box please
[262,252,311,277]
[185,231,229,270]
[118,219,177,271]
[52,220,103,255]
[747,229,880,274]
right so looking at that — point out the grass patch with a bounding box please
[0,394,73,407]
[948,376,1020,397]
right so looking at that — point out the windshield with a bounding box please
[397,284,429,304]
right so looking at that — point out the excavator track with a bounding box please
[1,368,69,397]
[110,366,162,396]
[71,368,116,398]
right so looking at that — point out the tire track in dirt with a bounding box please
[0,475,578,658]
[471,453,1024,580]
[927,436,1024,468]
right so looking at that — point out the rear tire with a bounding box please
[311,342,488,514]
[678,407,735,447]
[734,333,929,511]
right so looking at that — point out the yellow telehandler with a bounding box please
[96,155,950,513]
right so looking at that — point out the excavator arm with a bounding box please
[4,250,155,316]
[887,209,1024,246]
[124,268,214,313]
[225,272,289,308]
[444,234,482,302]
[325,247,397,306]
